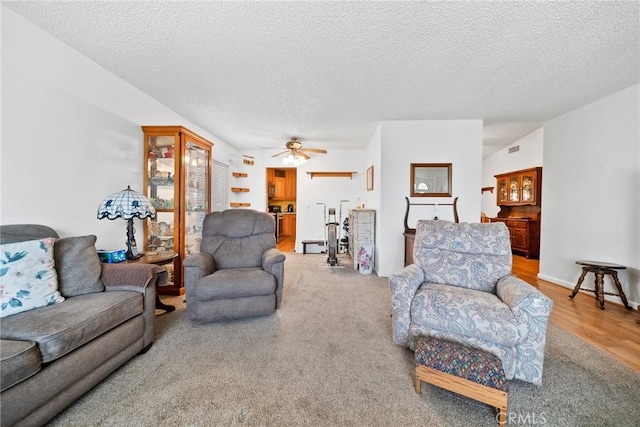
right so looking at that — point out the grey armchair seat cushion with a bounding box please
[192,268,276,300]
[185,209,285,322]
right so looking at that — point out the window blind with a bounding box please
[211,159,228,212]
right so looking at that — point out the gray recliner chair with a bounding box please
[183,209,286,322]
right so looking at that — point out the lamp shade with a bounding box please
[97,185,156,220]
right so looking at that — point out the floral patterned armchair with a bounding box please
[389,220,553,385]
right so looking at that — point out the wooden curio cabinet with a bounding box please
[142,126,213,295]
[491,167,542,259]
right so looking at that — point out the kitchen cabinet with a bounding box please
[282,213,296,237]
[268,169,286,200]
[142,125,213,295]
[267,168,296,201]
[274,177,285,199]
[285,169,297,199]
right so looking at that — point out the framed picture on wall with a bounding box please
[367,166,374,191]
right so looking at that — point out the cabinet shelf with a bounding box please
[306,171,357,179]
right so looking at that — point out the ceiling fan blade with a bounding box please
[298,151,310,160]
[302,148,327,154]
[271,151,289,157]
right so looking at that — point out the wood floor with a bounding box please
[278,237,639,372]
[276,236,296,252]
[511,256,639,373]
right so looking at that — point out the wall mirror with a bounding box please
[410,163,452,197]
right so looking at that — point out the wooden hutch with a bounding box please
[490,167,542,258]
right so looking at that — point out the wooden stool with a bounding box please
[570,260,632,310]
[414,337,508,426]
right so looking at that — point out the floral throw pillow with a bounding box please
[0,238,65,318]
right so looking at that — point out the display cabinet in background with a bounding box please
[492,167,542,259]
[142,125,213,295]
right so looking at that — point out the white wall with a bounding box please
[539,84,639,307]
[481,127,544,217]
[377,120,484,276]
[294,150,367,253]
[0,7,237,249]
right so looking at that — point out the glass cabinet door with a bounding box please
[497,178,508,204]
[521,173,535,203]
[508,176,520,203]
[183,140,210,257]
[146,135,177,255]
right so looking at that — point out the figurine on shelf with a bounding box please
[162,146,174,158]
[167,172,174,184]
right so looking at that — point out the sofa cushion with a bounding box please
[0,291,143,363]
[54,235,104,297]
[0,339,41,391]
[0,238,65,318]
[194,268,276,301]
[411,283,521,347]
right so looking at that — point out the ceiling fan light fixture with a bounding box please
[282,153,306,166]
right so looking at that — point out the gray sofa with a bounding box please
[184,209,285,322]
[0,224,166,426]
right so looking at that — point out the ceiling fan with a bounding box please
[271,138,327,163]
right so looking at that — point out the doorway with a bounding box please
[266,167,297,252]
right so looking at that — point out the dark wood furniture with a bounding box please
[127,251,179,312]
[490,167,542,258]
[569,260,632,311]
[403,197,459,266]
[489,217,540,259]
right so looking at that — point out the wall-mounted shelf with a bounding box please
[232,172,248,178]
[230,202,251,208]
[231,187,250,193]
[306,171,357,179]
[482,186,494,194]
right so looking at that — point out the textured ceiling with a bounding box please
[4,1,639,158]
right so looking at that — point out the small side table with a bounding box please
[570,260,632,310]
[127,252,179,312]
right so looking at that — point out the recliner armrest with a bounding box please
[262,248,286,271]
[389,264,425,346]
[183,252,216,286]
[101,263,167,291]
[496,275,553,317]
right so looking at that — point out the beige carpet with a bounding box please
[47,253,640,426]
